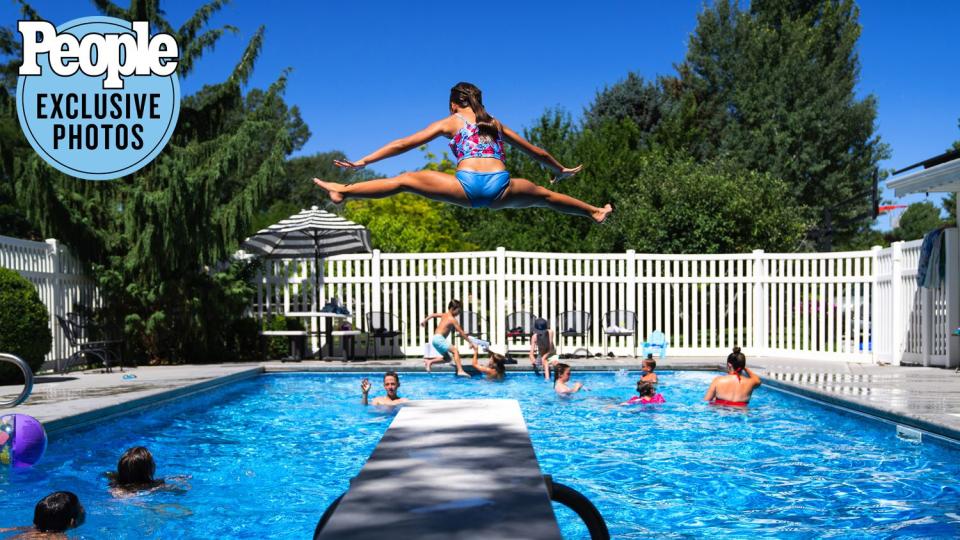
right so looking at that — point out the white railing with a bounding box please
[251,232,959,366]
[0,235,98,364]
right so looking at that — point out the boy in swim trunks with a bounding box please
[420,299,477,376]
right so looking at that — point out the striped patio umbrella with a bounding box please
[241,205,372,304]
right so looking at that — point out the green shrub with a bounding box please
[264,315,304,359]
[0,268,52,384]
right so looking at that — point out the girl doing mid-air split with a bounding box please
[314,82,613,223]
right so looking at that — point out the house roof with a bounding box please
[888,150,960,196]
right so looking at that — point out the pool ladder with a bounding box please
[0,353,34,408]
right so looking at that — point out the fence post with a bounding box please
[752,249,766,355]
[870,245,882,364]
[45,239,64,371]
[495,247,506,345]
[371,249,382,315]
[626,249,637,356]
[890,241,904,365]
[946,227,960,369]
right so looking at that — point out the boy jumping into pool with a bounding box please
[420,299,477,376]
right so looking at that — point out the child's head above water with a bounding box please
[116,446,157,486]
[642,356,656,372]
[636,380,656,398]
[34,491,84,533]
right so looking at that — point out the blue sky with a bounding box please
[5,1,959,228]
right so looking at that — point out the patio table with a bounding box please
[286,312,349,360]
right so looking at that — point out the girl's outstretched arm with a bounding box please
[334,117,453,169]
[500,122,582,182]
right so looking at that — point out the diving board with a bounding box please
[317,399,563,539]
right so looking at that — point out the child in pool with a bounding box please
[640,354,658,385]
[0,491,86,538]
[553,363,583,395]
[622,381,665,405]
[471,344,508,381]
[108,446,189,497]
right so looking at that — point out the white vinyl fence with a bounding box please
[253,230,959,366]
[0,235,98,365]
[4,231,957,367]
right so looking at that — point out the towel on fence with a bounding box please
[917,228,945,289]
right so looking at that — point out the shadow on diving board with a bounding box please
[315,399,607,540]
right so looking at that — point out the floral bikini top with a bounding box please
[449,113,505,163]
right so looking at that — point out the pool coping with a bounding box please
[760,377,960,445]
[41,367,262,435]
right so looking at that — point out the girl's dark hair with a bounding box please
[491,355,506,380]
[450,82,499,139]
[116,446,157,486]
[727,346,746,372]
[34,491,82,532]
[636,381,656,397]
[553,362,570,386]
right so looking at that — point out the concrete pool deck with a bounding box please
[2,357,960,441]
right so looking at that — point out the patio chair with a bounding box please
[505,311,538,350]
[56,313,125,373]
[603,310,638,357]
[642,330,669,359]
[364,312,403,360]
[557,311,592,358]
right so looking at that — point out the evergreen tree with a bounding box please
[10,1,301,363]
[666,0,888,249]
[893,202,943,241]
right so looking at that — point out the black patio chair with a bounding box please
[603,310,638,357]
[505,311,538,350]
[56,313,125,373]
[458,310,488,343]
[557,311,592,358]
[364,312,403,360]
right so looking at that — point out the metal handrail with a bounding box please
[0,353,33,408]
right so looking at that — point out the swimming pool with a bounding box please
[1,371,958,539]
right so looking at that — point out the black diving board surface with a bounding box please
[318,399,563,539]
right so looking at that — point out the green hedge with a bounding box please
[0,268,52,384]
[264,315,305,359]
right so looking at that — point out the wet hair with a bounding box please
[448,299,462,312]
[643,357,656,371]
[489,354,506,380]
[383,371,400,384]
[636,381,656,398]
[34,491,83,532]
[449,82,499,139]
[115,446,158,486]
[727,346,746,374]
[553,362,571,386]
[646,353,654,360]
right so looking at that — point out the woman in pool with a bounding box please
[553,363,583,395]
[622,380,665,405]
[529,317,557,381]
[314,82,613,223]
[703,346,761,407]
[471,344,508,381]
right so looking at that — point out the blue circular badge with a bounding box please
[16,16,180,181]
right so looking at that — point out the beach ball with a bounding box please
[0,414,47,468]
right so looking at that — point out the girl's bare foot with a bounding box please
[456,370,471,378]
[313,178,345,204]
[593,204,613,224]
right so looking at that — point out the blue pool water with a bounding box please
[2,371,959,539]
